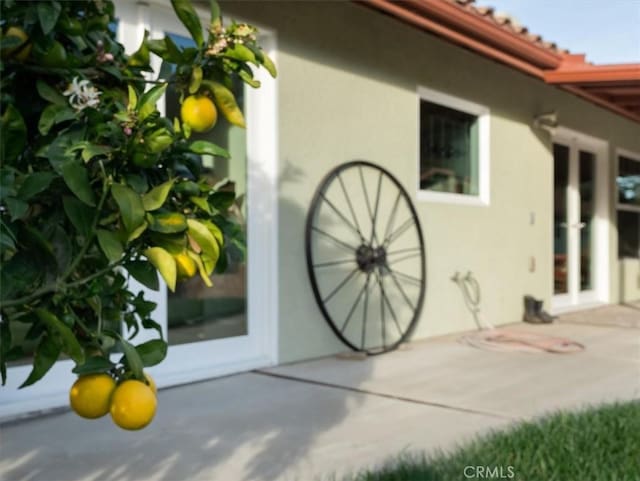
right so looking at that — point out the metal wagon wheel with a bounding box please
[305,160,427,355]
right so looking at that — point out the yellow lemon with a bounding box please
[144,372,157,394]
[180,95,217,133]
[110,380,157,430]
[69,374,116,419]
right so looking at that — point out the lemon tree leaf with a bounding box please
[171,0,204,46]
[224,44,256,63]
[1,105,27,163]
[210,0,221,29]
[35,309,84,364]
[61,159,96,206]
[202,219,224,246]
[138,83,168,121]
[187,250,213,287]
[96,229,123,262]
[148,212,188,233]
[37,1,62,36]
[127,221,148,242]
[111,184,145,233]
[189,196,211,214]
[81,144,111,163]
[19,335,61,388]
[17,172,55,201]
[72,356,115,375]
[186,219,220,267]
[189,65,203,94]
[144,246,177,292]
[125,260,159,291]
[128,30,150,67]
[118,337,144,380]
[63,196,93,237]
[36,80,67,106]
[203,80,246,128]
[135,339,167,367]
[189,140,229,158]
[38,104,76,135]
[142,179,174,211]
[127,85,138,111]
[262,53,277,78]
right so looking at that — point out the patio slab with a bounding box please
[1,317,638,481]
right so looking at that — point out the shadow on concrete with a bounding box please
[0,175,373,481]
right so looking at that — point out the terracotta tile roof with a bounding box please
[359,0,640,123]
[448,0,569,55]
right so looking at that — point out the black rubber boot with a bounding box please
[534,299,555,323]
[523,295,539,323]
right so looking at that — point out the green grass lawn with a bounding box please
[343,401,640,481]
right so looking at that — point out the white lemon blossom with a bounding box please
[62,77,101,111]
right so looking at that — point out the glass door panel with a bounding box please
[579,150,596,292]
[553,143,569,295]
[162,31,248,346]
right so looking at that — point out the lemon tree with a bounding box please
[0,0,276,429]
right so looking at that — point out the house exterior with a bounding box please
[2,0,639,419]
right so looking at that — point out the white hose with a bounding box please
[452,271,584,354]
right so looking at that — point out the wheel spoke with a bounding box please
[322,267,360,303]
[370,171,383,245]
[341,278,368,333]
[382,191,402,242]
[312,226,358,254]
[377,273,386,350]
[386,246,421,256]
[384,217,414,246]
[338,173,365,243]
[379,276,403,336]
[359,166,379,245]
[386,252,423,264]
[320,192,365,242]
[313,258,356,268]
[389,270,416,310]
[361,274,371,350]
[389,269,422,286]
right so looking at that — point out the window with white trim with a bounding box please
[617,152,640,258]
[418,87,489,204]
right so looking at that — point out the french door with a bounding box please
[552,130,608,311]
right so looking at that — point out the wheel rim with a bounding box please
[305,160,427,354]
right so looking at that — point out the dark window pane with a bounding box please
[554,143,569,294]
[579,151,595,290]
[617,156,640,207]
[419,100,479,195]
[618,211,639,258]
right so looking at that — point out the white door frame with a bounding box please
[551,127,609,313]
[0,1,279,420]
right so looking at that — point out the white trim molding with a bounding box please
[416,86,490,206]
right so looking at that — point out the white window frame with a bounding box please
[416,86,490,206]
[615,147,640,259]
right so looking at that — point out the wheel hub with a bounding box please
[356,244,387,273]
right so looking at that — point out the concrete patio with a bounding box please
[1,307,639,481]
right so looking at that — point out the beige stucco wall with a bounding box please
[223,1,640,363]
